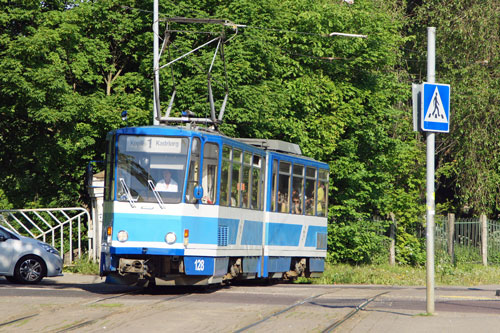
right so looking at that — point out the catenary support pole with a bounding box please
[153,0,160,125]
[426,26,436,315]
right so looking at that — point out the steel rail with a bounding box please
[234,293,327,332]
[321,291,389,333]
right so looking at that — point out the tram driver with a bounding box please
[156,169,179,192]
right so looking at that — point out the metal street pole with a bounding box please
[426,26,436,315]
[153,0,160,125]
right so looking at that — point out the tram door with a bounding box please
[201,142,219,204]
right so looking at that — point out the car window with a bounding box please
[0,228,10,239]
[0,227,18,240]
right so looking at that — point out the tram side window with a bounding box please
[251,155,262,210]
[202,143,219,205]
[271,160,278,212]
[317,169,329,216]
[241,152,251,208]
[231,149,242,207]
[278,162,291,213]
[305,167,317,216]
[220,145,231,206]
[292,164,304,215]
[185,138,201,203]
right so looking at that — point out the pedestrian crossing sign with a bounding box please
[421,82,450,133]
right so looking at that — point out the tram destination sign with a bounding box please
[126,136,182,153]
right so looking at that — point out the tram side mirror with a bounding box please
[85,163,93,189]
[193,185,204,201]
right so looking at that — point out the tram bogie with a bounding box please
[100,126,329,286]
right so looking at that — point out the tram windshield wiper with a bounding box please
[119,178,137,208]
[148,180,165,209]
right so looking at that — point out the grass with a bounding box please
[90,303,123,308]
[63,255,99,275]
[313,262,500,286]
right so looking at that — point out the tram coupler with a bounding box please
[118,258,153,279]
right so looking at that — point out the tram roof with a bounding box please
[234,138,302,155]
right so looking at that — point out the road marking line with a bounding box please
[440,295,498,301]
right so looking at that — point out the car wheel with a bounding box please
[14,255,46,284]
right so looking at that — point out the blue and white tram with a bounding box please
[100,125,329,285]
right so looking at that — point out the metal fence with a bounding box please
[375,214,500,266]
[0,208,94,264]
[434,215,500,265]
[488,220,500,263]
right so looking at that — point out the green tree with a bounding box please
[0,1,152,208]
[406,0,500,217]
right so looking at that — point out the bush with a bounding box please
[328,219,390,264]
[64,255,99,275]
[395,231,426,266]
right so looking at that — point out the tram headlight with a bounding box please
[117,230,128,242]
[165,232,177,244]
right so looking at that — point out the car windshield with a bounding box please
[115,135,189,204]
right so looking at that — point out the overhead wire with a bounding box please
[122,4,488,68]
[120,5,367,40]
[120,4,370,68]
[122,5,461,82]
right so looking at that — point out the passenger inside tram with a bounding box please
[278,192,288,213]
[317,181,325,216]
[305,192,314,215]
[292,193,302,214]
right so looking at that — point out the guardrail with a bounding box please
[0,208,94,263]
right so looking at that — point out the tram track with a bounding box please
[233,289,391,333]
[0,314,39,329]
[0,287,137,331]
[321,291,389,332]
[54,289,194,332]
[0,290,134,332]
[0,288,194,332]
[234,292,328,333]
[0,281,208,332]
[3,281,496,331]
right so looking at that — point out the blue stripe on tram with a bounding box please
[266,223,302,246]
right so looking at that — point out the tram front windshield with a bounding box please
[115,135,189,204]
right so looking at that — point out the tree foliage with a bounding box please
[406,0,500,216]
[0,0,497,264]
[0,0,152,207]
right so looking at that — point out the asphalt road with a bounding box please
[1,275,500,332]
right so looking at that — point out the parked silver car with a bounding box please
[0,225,63,284]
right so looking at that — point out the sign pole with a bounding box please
[426,26,436,315]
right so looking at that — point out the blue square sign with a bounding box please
[421,82,450,133]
